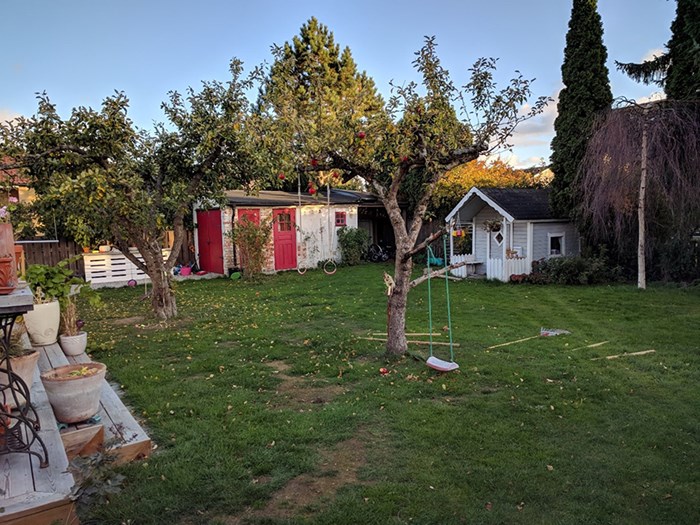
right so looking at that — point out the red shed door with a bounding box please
[273,208,296,271]
[196,209,224,274]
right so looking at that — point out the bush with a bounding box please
[527,255,623,285]
[229,218,272,280]
[337,227,369,266]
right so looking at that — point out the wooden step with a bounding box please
[0,367,77,525]
[36,343,152,464]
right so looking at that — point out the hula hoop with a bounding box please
[323,259,337,275]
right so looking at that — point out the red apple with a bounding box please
[309,188,317,195]
[357,131,366,139]
[310,158,319,167]
[278,172,285,180]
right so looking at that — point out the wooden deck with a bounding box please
[0,343,152,524]
[37,344,152,463]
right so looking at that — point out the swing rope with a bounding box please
[425,236,458,371]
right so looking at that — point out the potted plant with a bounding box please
[40,362,106,423]
[58,295,88,356]
[0,197,19,295]
[23,256,86,346]
[0,323,40,408]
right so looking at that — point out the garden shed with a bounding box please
[445,187,580,281]
[194,189,395,274]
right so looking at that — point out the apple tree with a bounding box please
[0,60,266,319]
[258,22,548,356]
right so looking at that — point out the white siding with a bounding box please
[473,207,502,265]
[512,222,528,258]
[296,205,358,269]
[532,221,581,260]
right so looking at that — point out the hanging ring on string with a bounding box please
[323,259,337,275]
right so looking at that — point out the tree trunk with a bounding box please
[386,256,413,356]
[638,108,648,290]
[150,266,177,320]
[116,235,178,320]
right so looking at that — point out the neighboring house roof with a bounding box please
[0,157,30,186]
[224,189,383,208]
[446,187,564,223]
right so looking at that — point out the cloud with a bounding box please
[0,109,20,124]
[642,48,666,62]
[635,92,666,104]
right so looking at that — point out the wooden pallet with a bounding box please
[37,343,152,463]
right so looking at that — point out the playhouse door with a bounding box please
[196,209,224,274]
[273,208,296,271]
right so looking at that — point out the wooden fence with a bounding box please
[18,230,197,279]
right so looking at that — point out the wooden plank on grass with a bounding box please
[591,349,656,361]
[486,335,539,349]
[372,333,442,337]
[570,341,609,351]
[359,337,459,347]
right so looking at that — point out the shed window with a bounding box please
[335,212,347,227]
[549,233,564,256]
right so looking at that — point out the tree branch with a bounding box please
[405,227,445,260]
[409,261,467,288]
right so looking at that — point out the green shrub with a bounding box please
[528,255,623,285]
[337,227,369,266]
[229,217,273,280]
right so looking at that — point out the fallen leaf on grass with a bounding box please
[485,502,493,511]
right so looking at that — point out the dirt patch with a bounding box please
[111,315,145,326]
[265,360,347,408]
[221,433,369,524]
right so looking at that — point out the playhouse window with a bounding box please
[335,212,347,227]
[494,231,504,246]
[549,234,564,256]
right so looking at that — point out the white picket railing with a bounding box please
[449,254,483,278]
[486,257,529,281]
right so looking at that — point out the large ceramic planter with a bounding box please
[0,223,17,295]
[59,331,88,356]
[41,362,106,423]
[0,350,40,409]
[23,300,61,345]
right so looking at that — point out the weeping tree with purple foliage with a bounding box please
[581,100,700,288]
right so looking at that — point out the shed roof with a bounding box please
[446,187,562,223]
[224,189,382,208]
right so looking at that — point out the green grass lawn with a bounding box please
[80,265,699,524]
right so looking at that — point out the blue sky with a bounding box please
[2,0,676,168]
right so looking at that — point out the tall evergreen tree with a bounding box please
[550,0,612,219]
[616,0,700,100]
[257,17,386,190]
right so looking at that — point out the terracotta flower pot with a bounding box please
[0,350,40,408]
[0,223,17,295]
[59,331,88,356]
[24,300,61,345]
[41,362,106,423]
